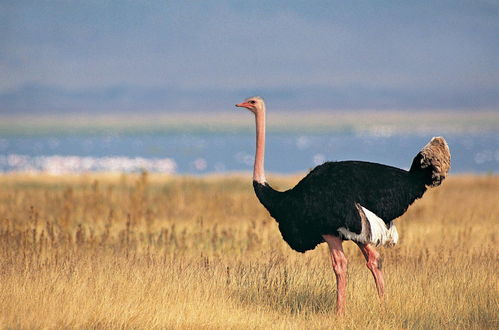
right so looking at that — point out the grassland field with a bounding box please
[0,173,497,329]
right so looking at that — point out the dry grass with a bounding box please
[0,173,497,329]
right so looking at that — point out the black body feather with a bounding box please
[253,160,430,253]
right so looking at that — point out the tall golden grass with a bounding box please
[0,173,497,329]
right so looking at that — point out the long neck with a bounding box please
[253,107,266,183]
[251,104,282,218]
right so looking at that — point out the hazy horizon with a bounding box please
[1,110,497,174]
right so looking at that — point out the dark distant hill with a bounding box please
[0,83,497,114]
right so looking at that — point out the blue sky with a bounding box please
[1,0,498,112]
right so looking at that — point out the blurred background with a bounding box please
[1,0,498,174]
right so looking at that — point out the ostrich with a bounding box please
[235,96,450,314]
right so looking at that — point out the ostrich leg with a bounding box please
[323,234,348,314]
[357,243,385,298]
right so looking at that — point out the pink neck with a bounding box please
[253,108,266,183]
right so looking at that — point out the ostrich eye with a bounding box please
[249,100,256,104]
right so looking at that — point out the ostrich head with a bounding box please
[235,96,265,114]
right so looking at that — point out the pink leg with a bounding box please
[357,243,385,298]
[323,234,348,314]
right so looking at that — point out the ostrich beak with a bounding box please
[235,102,250,108]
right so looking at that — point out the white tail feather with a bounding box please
[338,206,398,247]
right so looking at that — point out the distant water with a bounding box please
[0,132,497,174]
